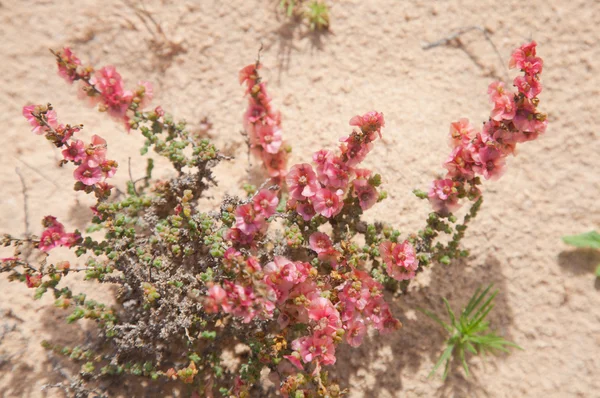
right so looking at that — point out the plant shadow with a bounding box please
[272,11,329,83]
[0,297,183,397]
[328,255,516,397]
[558,248,600,276]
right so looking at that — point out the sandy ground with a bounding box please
[1,0,599,397]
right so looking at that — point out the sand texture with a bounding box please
[0,0,599,397]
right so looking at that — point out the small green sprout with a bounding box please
[280,0,297,17]
[420,284,521,379]
[305,1,330,31]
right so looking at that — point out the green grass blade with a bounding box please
[443,298,457,328]
[429,344,454,379]
[463,285,484,317]
[470,287,497,323]
[417,307,453,333]
[465,340,478,355]
[469,304,495,332]
[459,346,470,377]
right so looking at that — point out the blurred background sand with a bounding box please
[0,0,599,396]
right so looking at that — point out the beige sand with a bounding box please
[1,0,599,396]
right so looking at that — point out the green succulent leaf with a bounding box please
[562,231,600,249]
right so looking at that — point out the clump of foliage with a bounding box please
[562,231,600,277]
[1,41,546,396]
[420,285,521,379]
[280,0,330,31]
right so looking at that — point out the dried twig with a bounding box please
[128,157,139,196]
[13,156,61,189]
[422,26,508,81]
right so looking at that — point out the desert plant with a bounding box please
[420,285,521,379]
[1,41,546,396]
[279,0,330,31]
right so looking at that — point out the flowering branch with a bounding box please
[0,42,547,396]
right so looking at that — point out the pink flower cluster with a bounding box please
[309,232,341,268]
[54,47,153,127]
[379,240,419,281]
[228,189,279,245]
[429,41,547,214]
[204,248,275,323]
[22,105,117,198]
[336,268,401,347]
[240,63,288,180]
[205,281,274,323]
[261,256,341,368]
[38,216,80,252]
[286,111,385,220]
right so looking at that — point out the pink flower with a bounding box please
[353,168,372,180]
[380,240,419,281]
[346,318,367,347]
[509,41,543,75]
[26,274,43,288]
[341,140,374,167]
[312,188,343,218]
[39,227,65,252]
[365,299,400,332]
[308,297,342,334]
[313,149,331,169]
[220,282,259,323]
[286,164,319,200]
[481,121,517,155]
[261,151,287,178]
[74,164,103,186]
[473,146,506,180]
[38,217,80,252]
[255,124,283,154]
[243,100,268,128]
[309,232,333,254]
[309,232,340,266]
[512,99,548,139]
[488,82,516,122]
[514,75,542,99]
[317,247,341,268]
[448,118,474,148]
[321,156,351,189]
[23,105,58,135]
[428,179,461,214]
[86,135,108,167]
[295,200,316,221]
[263,257,311,304]
[291,334,337,365]
[283,354,303,370]
[100,160,118,178]
[204,284,227,313]
[235,203,265,235]
[92,66,133,120]
[253,189,279,218]
[349,111,385,138]
[444,145,475,180]
[487,81,507,102]
[136,81,153,109]
[239,63,260,85]
[352,179,378,211]
[56,47,81,83]
[226,227,256,245]
[55,124,81,143]
[62,140,86,162]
